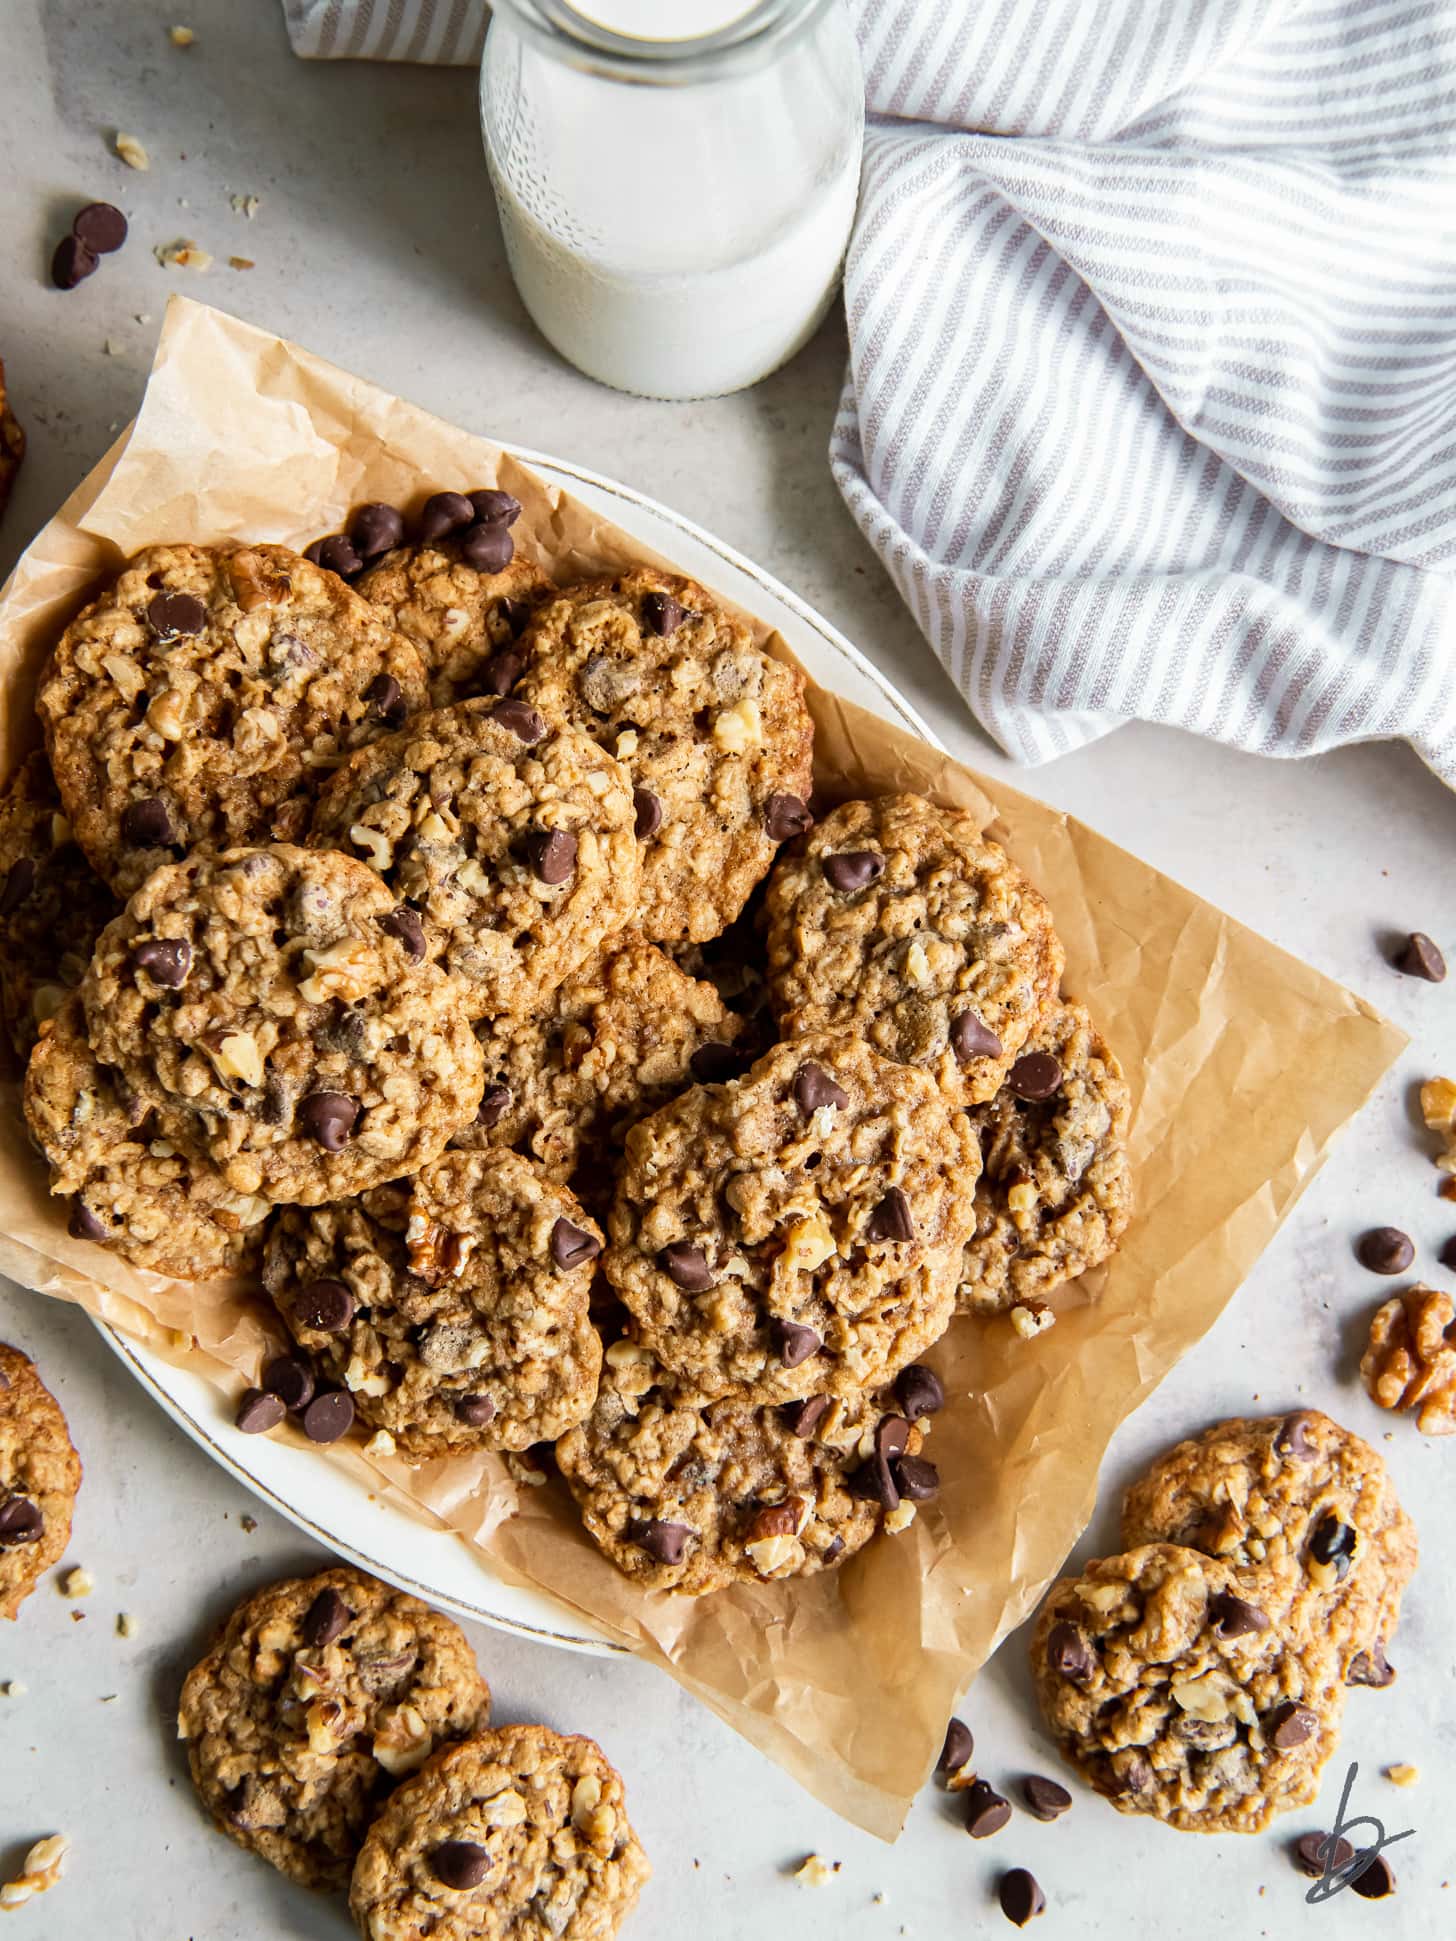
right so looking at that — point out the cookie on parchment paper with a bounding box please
[356,537,553,707]
[0,1342,82,1622]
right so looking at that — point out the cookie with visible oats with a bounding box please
[81,845,484,1205]
[308,698,640,1022]
[603,1033,979,1407]
[0,1342,82,1622]
[1030,1543,1347,1834]
[513,568,814,944]
[348,1724,650,1941]
[36,543,429,895]
[958,999,1132,1319]
[764,793,1064,1106]
[262,1151,602,1457]
[24,997,267,1279]
[0,753,117,1062]
[178,1566,490,1891]
[356,539,554,707]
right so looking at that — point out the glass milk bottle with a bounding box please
[481,2,864,400]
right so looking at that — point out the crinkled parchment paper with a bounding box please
[0,299,1405,1837]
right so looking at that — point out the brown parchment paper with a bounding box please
[0,297,1406,1839]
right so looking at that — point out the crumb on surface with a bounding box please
[154,239,211,271]
[239,1514,257,1534]
[793,1854,841,1887]
[0,1834,69,1910]
[169,25,194,47]
[0,1681,25,1698]
[115,132,149,170]
[1384,1763,1419,1788]
[229,193,261,220]
[116,1612,138,1640]
[59,1566,93,1600]
[227,256,255,271]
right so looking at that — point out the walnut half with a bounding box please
[1360,1284,1456,1436]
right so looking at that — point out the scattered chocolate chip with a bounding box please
[477,649,523,697]
[431,1839,491,1891]
[632,788,663,840]
[490,698,547,743]
[301,1585,354,1648]
[1267,1702,1318,1749]
[350,503,405,559]
[964,1779,1012,1839]
[460,521,515,574]
[468,488,522,527]
[292,1278,356,1334]
[309,534,364,580]
[1208,1591,1271,1639]
[636,1518,690,1565]
[521,828,577,885]
[72,201,128,254]
[1356,1226,1414,1274]
[454,1393,496,1428]
[1350,1853,1397,1899]
[1308,1514,1357,1581]
[1394,931,1445,981]
[793,1062,848,1115]
[893,1454,940,1501]
[781,1395,830,1439]
[51,235,99,290]
[1294,1831,1355,1879]
[642,590,686,636]
[550,1217,600,1271]
[417,491,475,543]
[865,1186,914,1244]
[476,1083,512,1128]
[1440,1236,1456,1272]
[0,857,36,919]
[234,1388,286,1435]
[1046,1620,1093,1682]
[938,1717,973,1775]
[764,793,813,842]
[297,1092,360,1152]
[689,1041,742,1083]
[822,850,884,893]
[302,1389,355,1444]
[378,905,426,960]
[1346,1643,1395,1688]
[1022,1775,1072,1821]
[67,1200,109,1243]
[951,1011,1003,1064]
[660,1241,714,1292]
[364,673,406,728]
[0,1497,44,1546]
[262,1355,315,1413]
[895,1365,944,1419]
[1009,1052,1062,1100]
[769,1319,821,1368]
[147,590,207,639]
[130,938,191,988]
[998,1868,1046,1926]
[120,797,175,848]
[1273,1411,1318,1460]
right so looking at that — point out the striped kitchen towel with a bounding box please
[285,1,1456,781]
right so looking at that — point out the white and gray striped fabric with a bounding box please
[284,0,1456,781]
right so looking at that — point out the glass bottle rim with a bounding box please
[487,0,843,84]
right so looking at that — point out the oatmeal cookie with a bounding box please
[356,540,553,707]
[24,997,268,1279]
[1120,1412,1417,1687]
[764,794,1064,1106]
[81,845,484,1205]
[958,999,1132,1316]
[262,1152,602,1457]
[309,699,640,1022]
[1031,1543,1348,1833]
[178,1567,490,1891]
[513,569,814,944]
[0,355,23,524]
[36,543,429,895]
[0,1343,82,1622]
[0,752,116,1062]
[1361,1285,1456,1435]
[349,1724,650,1941]
[603,1033,979,1406]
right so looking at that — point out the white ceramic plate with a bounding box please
[95,447,944,1656]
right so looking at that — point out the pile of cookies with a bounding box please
[3,488,1132,1597]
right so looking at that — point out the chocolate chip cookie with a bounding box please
[81,845,484,1205]
[0,752,116,1062]
[603,1033,979,1406]
[356,539,553,707]
[764,794,1064,1106]
[513,569,814,944]
[178,1567,491,1890]
[37,543,429,895]
[349,1724,650,1941]
[959,999,1132,1317]
[262,1151,603,1457]
[0,1343,82,1621]
[1030,1544,1346,1833]
[1120,1412,1417,1688]
[24,997,268,1279]
[308,699,640,1022]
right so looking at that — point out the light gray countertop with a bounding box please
[1,5,1452,1937]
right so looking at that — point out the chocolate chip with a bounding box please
[292,1278,356,1334]
[0,1497,44,1546]
[865,1187,914,1244]
[1440,1235,1456,1272]
[262,1355,315,1412]
[1394,931,1445,981]
[72,201,128,254]
[350,503,405,559]
[855,1416,911,1510]
[477,649,523,697]
[491,698,547,743]
[1113,1750,1154,1795]
[1022,1775,1072,1821]
[550,1217,600,1271]
[417,491,475,543]
[234,1388,286,1435]
[1356,1226,1414,1274]
[769,1319,821,1368]
[964,1780,1012,1839]
[632,788,663,840]
[460,521,515,574]
[1267,1702,1318,1749]
[822,850,884,893]
[521,828,577,885]
[1009,1052,1062,1100]
[0,857,36,919]
[302,1585,354,1648]
[365,673,406,728]
[1208,1592,1271,1639]
[1273,1411,1318,1460]
[1308,1514,1357,1581]
[893,1454,940,1501]
[938,1717,973,1775]
[793,1063,848,1115]
[431,1839,491,1891]
[52,235,98,289]
[297,1092,359,1152]
[660,1241,714,1292]
[1346,1643,1395,1688]
[951,1011,1003,1064]
[636,1518,690,1565]
[147,591,207,639]
[895,1365,944,1419]
[1047,1620,1093,1682]
[1350,1853,1397,1900]
[455,1393,496,1428]
[68,1200,109,1242]
[689,1041,743,1083]
[764,794,813,842]
[468,489,522,527]
[1294,1832,1355,1879]
[476,1083,512,1128]
[302,1389,355,1443]
[120,797,175,848]
[130,938,191,988]
[998,1868,1046,1926]
[642,590,686,636]
[308,534,363,580]
[378,905,427,960]
[781,1395,830,1439]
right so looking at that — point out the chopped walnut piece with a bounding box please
[1385,1763,1420,1787]
[0,1833,69,1909]
[1420,1077,1456,1177]
[115,133,150,170]
[1361,1285,1456,1435]
[793,1854,841,1887]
